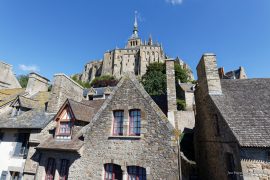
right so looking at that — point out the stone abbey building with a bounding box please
[75,16,193,82]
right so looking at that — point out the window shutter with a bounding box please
[0,171,8,180]
[13,134,23,156]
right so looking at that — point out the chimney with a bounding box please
[196,53,222,96]
[218,67,225,79]
[0,61,21,89]
[239,66,247,79]
[47,74,84,113]
[25,72,49,97]
[166,59,177,128]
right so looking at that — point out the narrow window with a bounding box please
[45,158,56,180]
[113,111,124,135]
[129,109,141,136]
[0,132,4,142]
[59,159,69,180]
[127,166,146,180]
[59,122,71,135]
[13,133,30,159]
[214,114,220,136]
[226,153,236,180]
[104,164,122,180]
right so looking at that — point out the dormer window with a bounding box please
[56,107,74,140]
[59,122,71,135]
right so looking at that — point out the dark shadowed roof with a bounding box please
[211,78,270,147]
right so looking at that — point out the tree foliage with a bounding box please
[71,76,91,88]
[141,62,190,96]
[141,62,190,111]
[141,70,167,96]
[17,75,29,88]
[90,75,118,88]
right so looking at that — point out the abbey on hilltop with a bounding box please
[75,14,194,82]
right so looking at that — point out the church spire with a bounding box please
[132,11,138,38]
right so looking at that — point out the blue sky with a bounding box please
[0,0,269,81]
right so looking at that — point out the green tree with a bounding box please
[90,75,118,88]
[175,63,189,83]
[141,62,190,110]
[17,75,29,88]
[141,71,166,95]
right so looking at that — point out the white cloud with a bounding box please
[166,0,183,5]
[19,64,40,72]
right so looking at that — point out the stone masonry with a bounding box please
[66,74,179,179]
[0,61,21,89]
[47,74,84,113]
[25,72,49,97]
[166,59,177,128]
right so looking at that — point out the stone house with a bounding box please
[194,53,270,180]
[0,73,52,180]
[29,72,180,180]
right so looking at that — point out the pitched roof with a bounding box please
[69,99,105,122]
[0,110,54,129]
[179,83,195,92]
[36,99,106,151]
[211,78,270,147]
[9,91,50,110]
[0,88,26,107]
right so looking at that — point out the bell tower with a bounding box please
[126,11,141,48]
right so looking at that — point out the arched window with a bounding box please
[129,109,141,136]
[45,158,56,180]
[104,163,122,180]
[127,166,146,180]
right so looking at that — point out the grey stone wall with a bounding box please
[80,60,102,82]
[73,77,179,179]
[175,111,195,133]
[25,73,49,97]
[241,148,270,179]
[166,59,177,128]
[47,74,84,113]
[0,61,21,89]
[196,53,222,96]
[194,54,243,180]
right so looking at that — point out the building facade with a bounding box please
[194,53,270,180]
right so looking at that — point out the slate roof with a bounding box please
[0,110,54,129]
[0,88,26,107]
[69,99,105,122]
[211,78,270,147]
[83,87,116,97]
[179,83,195,92]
